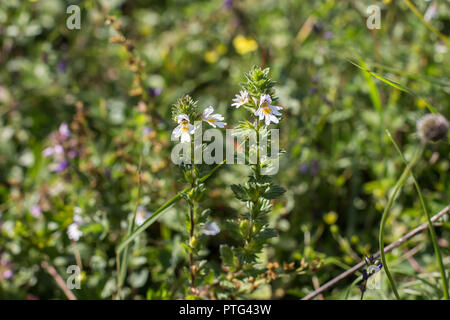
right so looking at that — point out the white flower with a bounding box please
[201,106,227,128]
[172,114,195,143]
[202,221,220,236]
[231,90,249,108]
[135,206,151,226]
[254,94,282,126]
[67,223,82,241]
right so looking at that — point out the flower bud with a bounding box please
[417,114,449,143]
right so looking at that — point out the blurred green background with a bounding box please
[0,0,449,299]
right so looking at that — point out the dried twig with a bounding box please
[302,205,450,300]
[41,261,77,300]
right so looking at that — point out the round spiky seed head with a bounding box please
[417,114,449,143]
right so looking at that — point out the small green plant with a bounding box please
[171,95,226,295]
[220,66,285,296]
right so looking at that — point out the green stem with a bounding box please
[116,159,226,254]
[247,120,261,245]
[387,131,449,299]
[188,141,196,289]
[379,145,424,299]
[188,204,195,288]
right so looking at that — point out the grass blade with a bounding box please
[347,59,437,113]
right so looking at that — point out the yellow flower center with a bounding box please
[181,125,189,132]
[208,118,216,123]
[262,107,271,115]
[181,119,189,125]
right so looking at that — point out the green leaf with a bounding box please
[255,228,278,242]
[359,60,382,115]
[220,244,234,267]
[263,184,286,199]
[181,242,193,254]
[347,59,437,113]
[230,184,250,202]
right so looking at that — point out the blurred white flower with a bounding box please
[254,94,282,126]
[135,206,151,226]
[202,106,227,128]
[231,90,249,108]
[172,114,195,143]
[424,2,438,22]
[67,223,83,241]
[202,221,220,236]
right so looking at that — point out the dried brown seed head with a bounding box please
[417,114,449,143]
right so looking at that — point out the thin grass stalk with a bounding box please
[387,131,448,299]
[379,145,424,299]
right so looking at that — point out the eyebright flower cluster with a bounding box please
[171,96,226,143]
[230,67,282,126]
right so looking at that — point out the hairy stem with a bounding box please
[189,204,195,288]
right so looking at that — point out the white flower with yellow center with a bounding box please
[202,106,227,128]
[231,90,249,108]
[254,94,282,125]
[172,114,195,143]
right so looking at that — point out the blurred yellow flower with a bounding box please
[323,211,338,225]
[233,35,258,55]
[416,99,428,109]
[204,50,219,64]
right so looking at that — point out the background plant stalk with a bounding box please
[379,145,424,299]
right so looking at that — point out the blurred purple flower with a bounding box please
[223,0,234,9]
[309,88,317,95]
[143,126,153,135]
[67,150,77,158]
[31,204,42,217]
[58,123,71,140]
[323,32,334,39]
[148,87,162,97]
[57,60,67,73]
[42,147,54,157]
[299,163,309,174]
[54,144,64,155]
[57,160,69,173]
[2,269,13,279]
[299,159,320,177]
